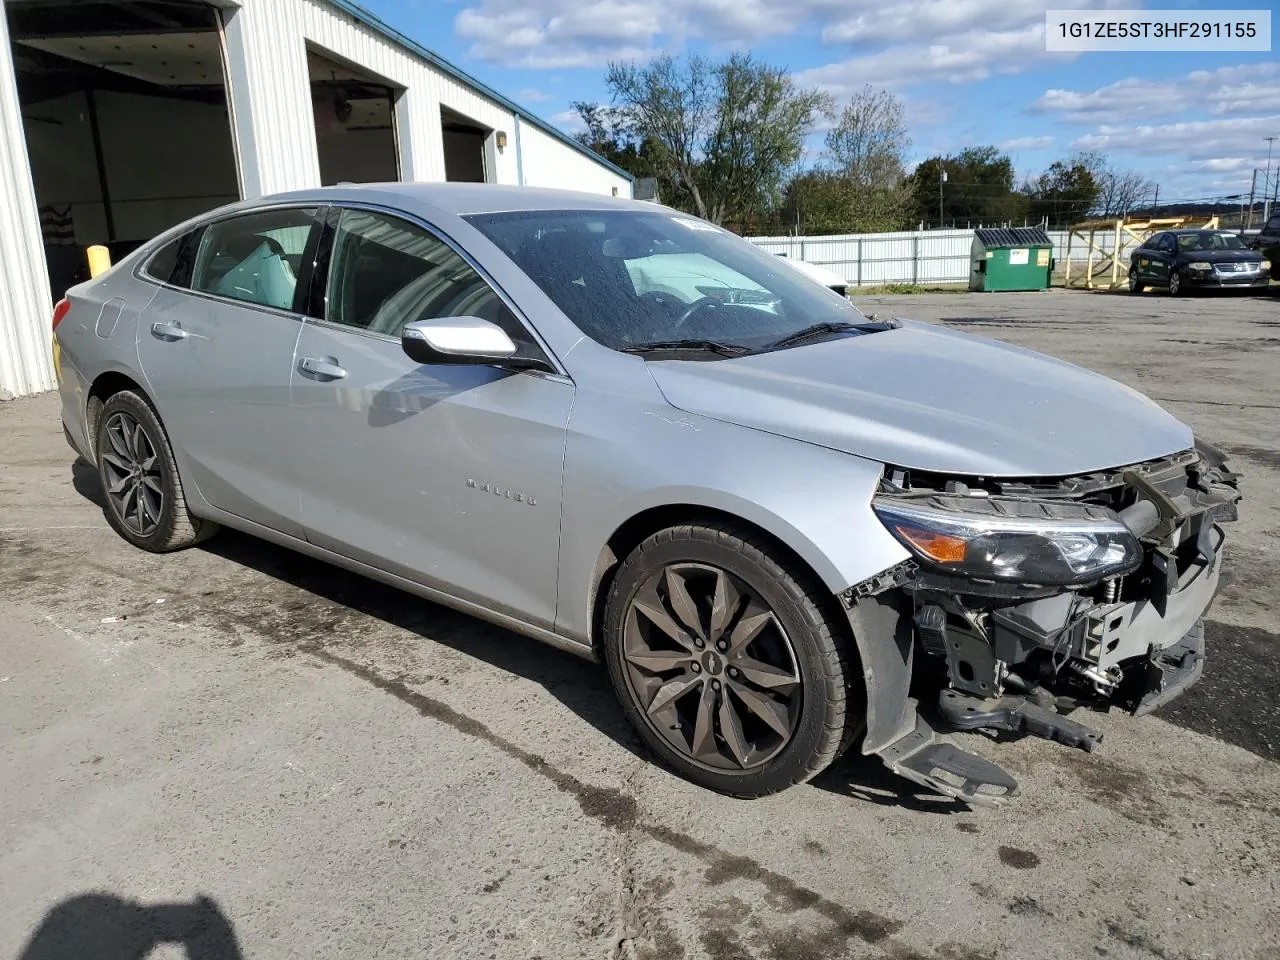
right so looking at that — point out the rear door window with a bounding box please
[191,208,321,311]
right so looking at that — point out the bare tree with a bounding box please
[1075,150,1155,218]
[824,85,911,186]
[605,54,831,226]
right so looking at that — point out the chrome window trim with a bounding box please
[131,202,326,325]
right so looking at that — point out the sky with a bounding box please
[358,0,1280,203]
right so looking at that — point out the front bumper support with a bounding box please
[937,689,1103,751]
[1130,620,1206,716]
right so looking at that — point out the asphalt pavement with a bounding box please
[2,287,1278,960]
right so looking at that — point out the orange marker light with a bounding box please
[895,524,968,564]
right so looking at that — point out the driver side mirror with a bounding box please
[401,316,552,371]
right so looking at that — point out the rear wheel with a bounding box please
[602,521,859,797]
[95,391,217,552]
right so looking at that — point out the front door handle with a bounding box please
[150,321,188,341]
[298,356,348,381]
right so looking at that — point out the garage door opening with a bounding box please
[8,0,239,302]
[309,48,399,186]
[441,106,489,183]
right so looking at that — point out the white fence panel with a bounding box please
[747,226,1115,288]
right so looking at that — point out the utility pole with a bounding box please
[939,168,947,227]
[1152,184,1159,218]
[1247,169,1258,229]
[1264,136,1277,223]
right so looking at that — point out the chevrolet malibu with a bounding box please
[53,184,1240,805]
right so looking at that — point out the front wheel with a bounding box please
[1169,269,1185,296]
[602,521,860,797]
[1128,267,1145,294]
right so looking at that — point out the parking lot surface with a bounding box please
[3,288,1278,960]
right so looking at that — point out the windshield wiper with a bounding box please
[762,320,891,351]
[620,339,752,358]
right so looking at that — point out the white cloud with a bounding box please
[821,0,1131,45]
[1034,62,1280,122]
[454,0,1134,72]
[547,108,587,133]
[1000,135,1054,150]
[517,87,553,102]
[1071,114,1280,159]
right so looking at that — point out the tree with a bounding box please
[909,147,1026,226]
[775,86,914,234]
[1024,157,1101,226]
[604,53,831,226]
[1073,150,1154,218]
[780,171,914,234]
[825,85,911,187]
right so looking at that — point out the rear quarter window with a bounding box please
[142,229,202,288]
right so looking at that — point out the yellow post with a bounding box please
[1110,219,1123,288]
[1085,228,1095,288]
[86,245,112,278]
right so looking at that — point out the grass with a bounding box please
[854,283,971,295]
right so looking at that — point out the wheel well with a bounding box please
[588,504,839,657]
[85,372,147,457]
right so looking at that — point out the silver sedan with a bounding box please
[53,184,1240,805]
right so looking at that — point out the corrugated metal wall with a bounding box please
[518,122,630,197]
[0,7,54,398]
[748,228,1101,286]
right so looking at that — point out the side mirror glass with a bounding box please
[401,316,518,366]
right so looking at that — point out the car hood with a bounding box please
[646,320,1193,477]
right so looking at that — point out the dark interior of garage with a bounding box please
[441,105,487,183]
[8,0,239,301]
[308,48,400,187]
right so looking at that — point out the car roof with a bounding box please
[242,182,659,217]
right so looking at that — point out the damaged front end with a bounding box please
[847,441,1241,806]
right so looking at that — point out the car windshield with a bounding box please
[465,209,869,353]
[1177,232,1248,251]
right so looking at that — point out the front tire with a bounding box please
[602,521,860,798]
[1128,267,1145,294]
[1169,269,1185,296]
[95,391,217,552]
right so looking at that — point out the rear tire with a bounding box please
[95,390,218,552]
[602,521,860,798]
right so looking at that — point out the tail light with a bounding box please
[52,298,71,332]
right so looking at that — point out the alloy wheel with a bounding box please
[101,411,164,536]
[1170,271,1182,296]
[1128,268,1138,292]
[621,562,802,771]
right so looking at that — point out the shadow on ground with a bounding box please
[17,893,243,960]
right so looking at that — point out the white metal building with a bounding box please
[0,0,633,399]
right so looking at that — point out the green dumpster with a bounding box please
[969,227,1053,292]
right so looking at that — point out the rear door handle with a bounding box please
[150,321,188,341]
[298,356,347,381]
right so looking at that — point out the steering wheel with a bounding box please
[673,296,722,330]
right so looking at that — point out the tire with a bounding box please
[1128,267,1145,294]
[1169,269,1184,296]
[602,521,859,798]
[95,390,217,552]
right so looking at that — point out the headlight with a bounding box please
[873,497,1142,587]
[1187,262,1212,271]
[1262,260,1271,271]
